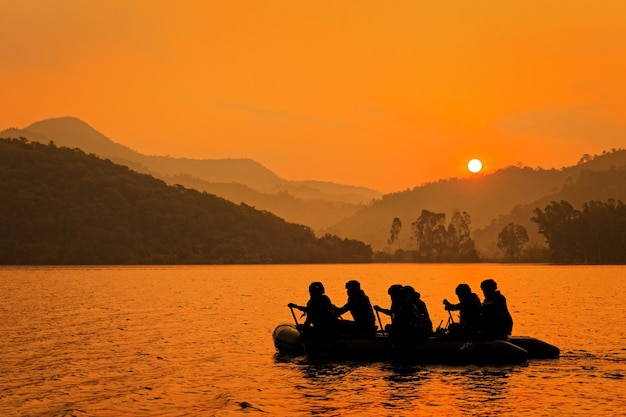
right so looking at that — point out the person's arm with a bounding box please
[288,302,306,312]
[373,305,391,316]
[443,299,461,311]
[335,303,349,316]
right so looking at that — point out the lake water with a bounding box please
[0,264,624,416]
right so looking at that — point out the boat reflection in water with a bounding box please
[272,322,559,365]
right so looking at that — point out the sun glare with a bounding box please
[468,158,482,173]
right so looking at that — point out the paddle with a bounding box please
[375,309,386,338]
[435,319,444,333]
[447,309,455,325]
[288,304,300,326]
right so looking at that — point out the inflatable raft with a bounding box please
[272,323,559,365]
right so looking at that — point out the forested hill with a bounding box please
[0,138,372,265]
[1,117,381,234]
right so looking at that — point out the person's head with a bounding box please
[345,280,361,296]
[480,279,498,295]
[387,284,404,300]
[346,280,360,290]
[455,283,471,298]
[309,281,325,296]
[403,285,420,299]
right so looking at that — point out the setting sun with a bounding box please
[468,159,483,173]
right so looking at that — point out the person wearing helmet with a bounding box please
[442,283,482,336]
[403,286,433,334]
[335,280,376,335]
[479,279,513,339]
[289,282,338,337]
[374,284,423,340]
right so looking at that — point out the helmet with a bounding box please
[403,285,420,299]
[480,279,497,292]
[388,284,403,296]
[455,283,471,296]
[309,281,325,295]
[346,280,361,290]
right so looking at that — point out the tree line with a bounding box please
[0,138,372,264]
[3,137,622,265]
[379,209,479,262]
[531,199,626,264]
[380,199,625,265]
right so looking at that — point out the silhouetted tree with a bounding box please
[411,209,478,262]
[447,210,478,261]
[497,223,529,261]
[531,198,626,264]
[412,209,447,260]
[531,200,580,263]
[577,199,626,264]
[388,217,402,249]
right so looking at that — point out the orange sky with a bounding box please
[1,1,625,193]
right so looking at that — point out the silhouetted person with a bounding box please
[443,283,482,336]
[374,284,423,341]
[335,280,377,335]
[289,282,338,338]
[403,285,433,334]
[479,279,513,339]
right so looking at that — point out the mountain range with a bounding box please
[328,156,626,258]
[1,117,381,234]
[3,117,625,260]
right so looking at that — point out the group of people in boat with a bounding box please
[443,279,513,339]
[289,280,377,338]
[288,278,513,341]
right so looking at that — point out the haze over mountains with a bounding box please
[3,117,625,260]
[329,156,626,258]
[1,117,381,233]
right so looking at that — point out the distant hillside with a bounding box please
[6,117,284,188]
[1,117,381,232]
[167,174,364,231]
[0,138,372,265]
[4,117,624,262]
[473,166,626,259]
[327,166,567,249]
[328,150,626,257]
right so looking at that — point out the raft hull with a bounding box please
[508,335,560,359]
[272,324,305,356]
[272,324,559,365]
[303,333,528,365]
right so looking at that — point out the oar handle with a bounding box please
[375,309,385,335]
[288,304,300,326]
